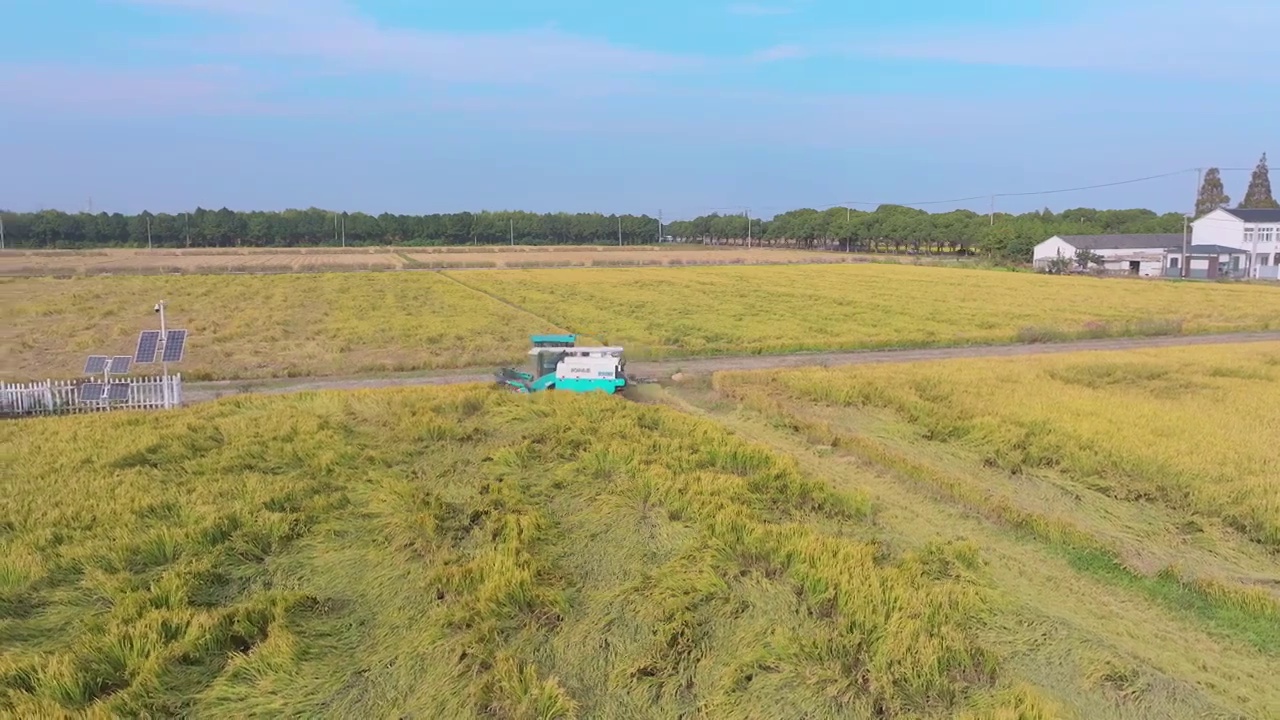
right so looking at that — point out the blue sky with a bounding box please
[1,0,1277,218]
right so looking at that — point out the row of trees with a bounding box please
[3,154,1272,261]
[0,205,1191,261]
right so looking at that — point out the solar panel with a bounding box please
[109,356,133,375]
[135,330,162,363]
[78,382,105,402]
[162,329,188,363]
[106,383,131,401]
[84,356,109,375]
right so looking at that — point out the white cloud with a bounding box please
[125,0,705,86]
[847,1,1280,78]
[0,64,280,115]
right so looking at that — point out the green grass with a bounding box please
[0,385,1054,718]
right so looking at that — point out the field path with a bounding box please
[183,330,1280,402]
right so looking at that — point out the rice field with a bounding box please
[713,342,1280,550]
[460,264,1280,358]
[673,343,1280,718]
[0,273,557,381]
[0,385,1055,718]
[3,263,1277,382]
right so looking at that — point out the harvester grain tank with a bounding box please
[495,334,627,394]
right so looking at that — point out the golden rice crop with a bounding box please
[0,273,557,381]
[0,385,1054,718]
[456,264,1280,358]
[716,342,1280,550]
[8,263,1274,383]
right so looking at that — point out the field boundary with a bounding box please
[180,330,1280,403]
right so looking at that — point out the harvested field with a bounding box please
[0,385,1054,718]
[0,245,863,276]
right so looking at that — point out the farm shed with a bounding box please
[1164,245,1251,279]
[1033,234,1182,277]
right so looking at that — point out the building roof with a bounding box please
[1053,233,1184,250]
[1182,244,1250,255]
[1220,208,1280,223]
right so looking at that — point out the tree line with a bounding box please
[2,154,1270,260]
[0,205,1191,261]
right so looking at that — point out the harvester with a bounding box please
[495,334,628,395]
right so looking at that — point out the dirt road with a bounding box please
[182,331,1280,403]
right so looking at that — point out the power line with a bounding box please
[669,166,1259,220]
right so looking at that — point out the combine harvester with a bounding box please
[495,334,628,395]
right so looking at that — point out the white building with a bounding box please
[1163,244,1251,279]
[1190,208,1280,280]
[1033,234,1182,277]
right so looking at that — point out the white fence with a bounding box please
[1,375,183,418]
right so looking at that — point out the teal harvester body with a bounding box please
[495,334,627,395]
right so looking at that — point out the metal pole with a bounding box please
[341,216,346,247]
[618,217,622,246]
[157,300,170,409]
[0,214,5,250]
[1181,216,1188,279]
[746,209,751,248]
[146,216,152,249]
[989,196,995,225]
[184,213,190,247]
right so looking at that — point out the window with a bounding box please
[1261,226,1275,243]
[1244,227,1255,243]
[1169,256,1180,269]
[1261,254,1271,266]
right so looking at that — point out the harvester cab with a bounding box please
[496,334,627,395]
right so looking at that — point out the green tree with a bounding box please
[1195,168,1231,217]
[1239,153,1279,209]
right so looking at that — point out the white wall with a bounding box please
[1191,209,1244,249]
[1032,236,1077,266]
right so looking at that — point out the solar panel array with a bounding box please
[78,383,105,402]
[162,329,188,363]
[106,383,132,401]
[135,331,162,363]
[84,355,109,375]
[109,356,133,375]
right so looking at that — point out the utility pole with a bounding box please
[989,195,995,226]
[0,213,5,250]
[746,208,752,248]
[146,216,152,249]
[510,218,514,246]
[618,216,623,246]
[184,212,190,247]
[341,215,346,247]
[657,209,662,243]
[334,213,338,245]
[1181,215,1189,279]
